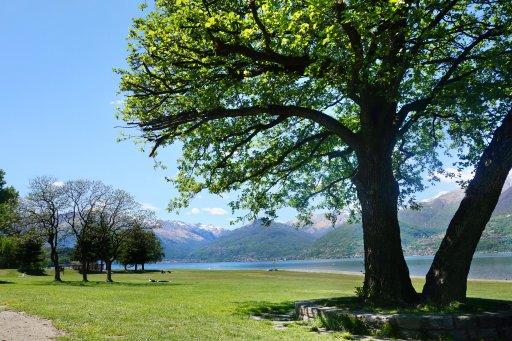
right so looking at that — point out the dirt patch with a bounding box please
[0,308,65,341]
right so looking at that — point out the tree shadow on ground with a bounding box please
[312,296,365,309]
[292,296,512,314]
[235,297,365,317]
[0,281,14,284]
[37,280,184,288]
[20,269,47,276]
[235,300,296,317]
[112,269,169,274]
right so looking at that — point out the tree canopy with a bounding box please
[119,0,511,221]
[118,226,164,271]
[24,176,68,281]
[118,0,512,303]
[62,179,157,281]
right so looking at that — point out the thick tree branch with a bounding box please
[136,105,360,154]
[213,40,311,74]
[335,0,363,101]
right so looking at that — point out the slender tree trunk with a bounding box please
[423,111,512,304]
[124,264,127,271]
[51,247,61,281]
[353,147,417,303]
[135,264,138,271]
[142,263,145,272]
[81,258,88,282]
[48,238,61,282]
[105,260,113,282]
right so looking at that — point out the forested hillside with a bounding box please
[188,221,315,262]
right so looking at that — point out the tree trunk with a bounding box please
[81,259,88,282]
[142,263,145,272]
[49,243,61,282]
[423,110,512,304]
[135,264,138,271]
[354,152,418,304]
[105,260,113,282]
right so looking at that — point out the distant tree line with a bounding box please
[0,170,164,282]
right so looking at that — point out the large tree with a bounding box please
[23,176,68,281]
[118,0,511,303]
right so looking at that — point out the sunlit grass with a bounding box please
[0,268,510,340]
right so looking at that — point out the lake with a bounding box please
[128,252,512,280]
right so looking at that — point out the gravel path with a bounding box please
[0,309,65,341]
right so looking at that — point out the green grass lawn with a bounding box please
[0,269,510,340]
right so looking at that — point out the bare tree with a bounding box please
[94,186,158,282]
[23,176,67,281]
[63,180,108,282]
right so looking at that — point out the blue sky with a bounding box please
[0,1,461,229]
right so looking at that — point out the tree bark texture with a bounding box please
[422,110,512,303]
[354,151,418,303]
[350,100,418,304]
[105,260,113,282]
[81,259,88,282]
[50,245,61,282]
[48,233,61,282]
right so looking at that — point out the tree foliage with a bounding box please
[118,0,511,222]
[0,235,18,268]
[118,226,164,270]
[0,232,45,272]
[0,169,20,233]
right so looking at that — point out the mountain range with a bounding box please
[153,221,228,260]
[154,182,512,262]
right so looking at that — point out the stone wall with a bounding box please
[295,299,512,340]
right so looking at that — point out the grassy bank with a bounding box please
[0,269,510,340]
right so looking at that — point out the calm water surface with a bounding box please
[131,253,512,280]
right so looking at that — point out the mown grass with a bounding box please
[0,268,510,340]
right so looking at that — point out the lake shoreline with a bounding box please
[122,252,512,281]
[280,268,512,282]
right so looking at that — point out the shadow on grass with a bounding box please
[37,280,184,288]
[0,281,14,284]
[297,296,512,314]
[235,300,296,317]
[112,270,168,274]
[312,296,365,309]
[20,269,48,276]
